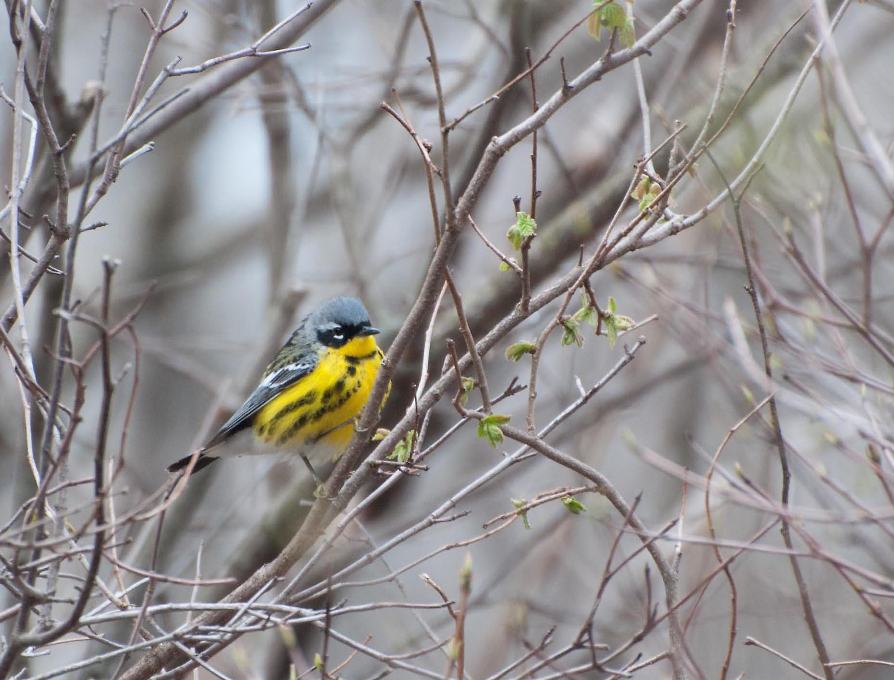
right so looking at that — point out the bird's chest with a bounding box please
[252,341,381,454]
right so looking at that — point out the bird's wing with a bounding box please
[204,357,316,449]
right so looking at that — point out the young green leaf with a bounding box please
[507,211,537,250]
[575,295,598,327]
[517,212,536,237]
[600,296,634,348]
[638,180,662,211]
[459,376,476,407]
[578,306,597,327]
[614,314,634,332]
[477,413,510,448]
[561,495,587,514]
[459,553,473,590]
[619,16,636,48]
[505,341,537,362]
[633,176,651,200]
[561,318,583,347]
[512,497,531,529]
[600,2,627,30]
[604,315,618,348]
[586,10,602,41]
[499,261,511,272]
[387,429,415,463]
[371,427,390,442]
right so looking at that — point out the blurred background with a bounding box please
[2,0,894,677]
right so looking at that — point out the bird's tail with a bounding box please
[167,451,218,474]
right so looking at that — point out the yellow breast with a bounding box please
[252,335,384,458]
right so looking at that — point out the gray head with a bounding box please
[309,296,380,348]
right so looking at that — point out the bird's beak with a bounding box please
[359,326,380,336]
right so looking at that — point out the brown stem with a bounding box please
[711,154,834,679]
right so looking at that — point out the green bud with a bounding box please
[512,497,531,529]
[561,495,587,514]
[507,211,537,250]
[561,318,583,347]
[460,553,473,590]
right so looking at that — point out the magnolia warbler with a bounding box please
[167,296,385,477]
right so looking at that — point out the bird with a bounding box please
[167,296,386,479]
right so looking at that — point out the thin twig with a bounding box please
[710,153,834,679]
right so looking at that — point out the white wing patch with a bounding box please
[259,363,300,389]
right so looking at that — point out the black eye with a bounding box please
[319,325,348,346]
